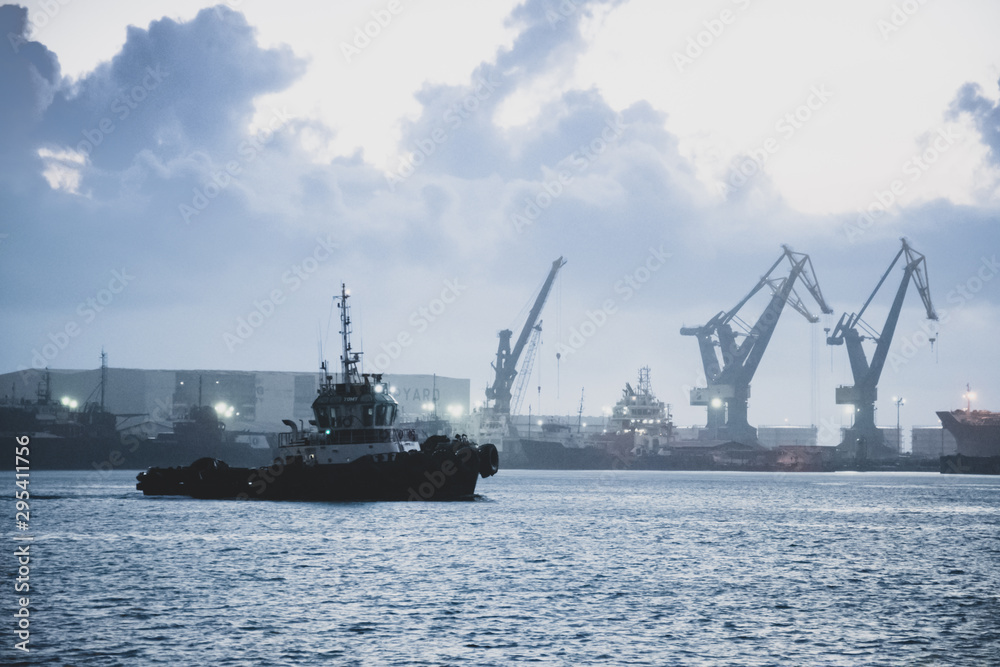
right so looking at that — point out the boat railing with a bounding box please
[279,427,406,448]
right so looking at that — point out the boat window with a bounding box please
[375,405,387,426]
[362,407,374,427]
[332,407,353,428]
[316,408,330,429]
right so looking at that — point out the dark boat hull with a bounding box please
[512,438,621,470]
[136,442,500,501]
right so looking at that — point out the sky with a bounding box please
[2,0,999,441]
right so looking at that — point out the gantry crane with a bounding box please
[681,245,832,444]
[486,257,566,415]
[826,238,936,460]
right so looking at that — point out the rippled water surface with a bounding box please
[4,470,1000,665]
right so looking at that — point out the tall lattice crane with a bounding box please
[826,238,936,460]
[510,323,542,416]
[486,257,565,415]
[681,245,832,444]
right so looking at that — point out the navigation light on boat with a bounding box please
[374,384,384,393]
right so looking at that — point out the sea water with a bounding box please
[4,470,999,666]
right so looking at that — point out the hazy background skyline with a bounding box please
[3,0,999,438]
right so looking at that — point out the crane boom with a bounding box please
[486,257,565,415]
[510,323,542,416]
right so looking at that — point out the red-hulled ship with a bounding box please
[937,409,1000,475]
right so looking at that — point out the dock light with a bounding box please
[446,404,463,418]
[214,402,235,418]
[710,398,723,408]
[422,402,435,412]
[538,420,543,426]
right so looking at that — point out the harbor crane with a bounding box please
[510,323,543,416]
[826,238,936,459]
[681,245,832,444]
[486,257,566,416]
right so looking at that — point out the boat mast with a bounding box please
[337,284,362,385]
[100,349,107,412]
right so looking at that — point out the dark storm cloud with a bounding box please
[0,4,309,317]
[0,5,58,181]
[37,6,306,171]
[0,5,59,127]
[949,78,1000,166]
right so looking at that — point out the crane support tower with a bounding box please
[486,257,566,416]
[826,238,936,461]
[681,245,832,445]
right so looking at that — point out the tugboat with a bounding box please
[136,285,499,500]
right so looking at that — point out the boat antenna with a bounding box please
[336,283,362,385]
[100,348,107,412]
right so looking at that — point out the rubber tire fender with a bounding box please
[478,443,499,478]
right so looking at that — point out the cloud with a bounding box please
[38,6,305,174]
[949,78,1000,167]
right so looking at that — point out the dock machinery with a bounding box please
[826,238,936,460]
[486,257,566,416]
[681,246,832,445]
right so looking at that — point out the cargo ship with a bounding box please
[0,369,119,470]
[937,409,1000,475]
[512,368,670,470]
[137,284,499,500]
